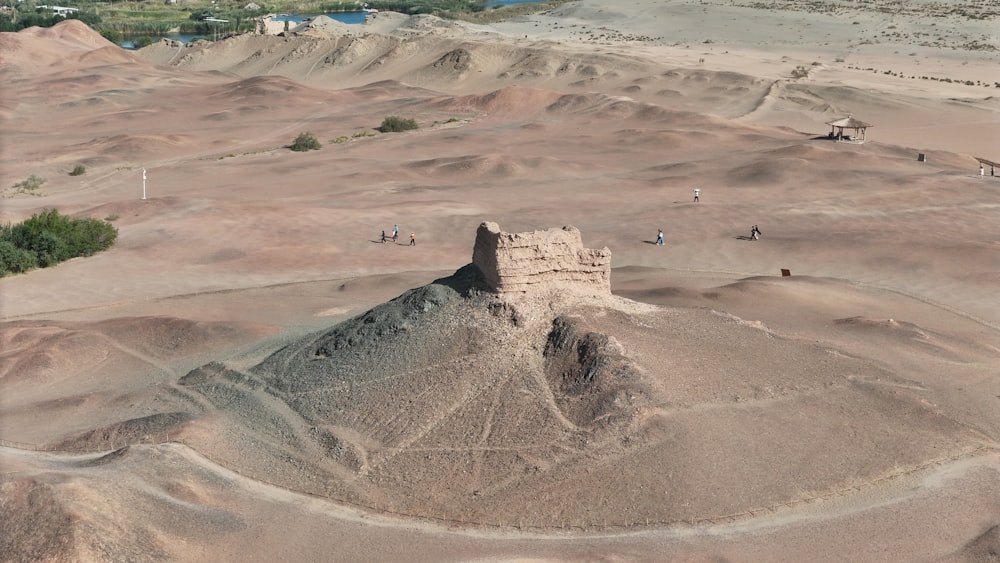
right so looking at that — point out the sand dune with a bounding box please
[2,2,999,561]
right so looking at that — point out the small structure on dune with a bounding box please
[975,156,998,177]
[826,115,872,143]
[472,222,611,296]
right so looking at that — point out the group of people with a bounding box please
[652,187,762,245]
[380,224,416,246]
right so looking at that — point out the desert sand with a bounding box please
[2,0,999,560]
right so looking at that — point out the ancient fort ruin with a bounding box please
[471,221,611,295]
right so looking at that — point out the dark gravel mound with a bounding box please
[50,412,195,451]
[0,478,75,563]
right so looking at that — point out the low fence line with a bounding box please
[1,435,993,531]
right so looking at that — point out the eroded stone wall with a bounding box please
[472,221,611,295]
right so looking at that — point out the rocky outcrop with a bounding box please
[472,221,611,296]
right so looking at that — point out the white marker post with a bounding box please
[142,168,147,200]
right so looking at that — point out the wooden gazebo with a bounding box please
[976,157,998,177]
[826,115,872,143]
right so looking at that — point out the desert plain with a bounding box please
[2,0,1000,560]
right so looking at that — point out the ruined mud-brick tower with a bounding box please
[471,221,611,295]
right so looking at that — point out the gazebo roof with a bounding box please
[826,116,872,128]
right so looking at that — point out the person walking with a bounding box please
[393,224,399,239]
[751,225,761,240]
[380,230,387,243]
[409,232,416,246]
[693,188,700,202]
[656,229,664,245]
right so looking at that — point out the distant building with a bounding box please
[36,5,79,16]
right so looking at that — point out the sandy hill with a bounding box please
[4,223,998,562]
[164,249,992,528]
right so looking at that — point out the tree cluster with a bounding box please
[0,209,118,277]
[0,8,101,33]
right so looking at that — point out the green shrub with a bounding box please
[377,116,419,133]
[0,241,38,276]
[0,209,118,276]
[69,164,87,176]
[290,132,321,152]
[101,29,124,44]
[32,230,68,267]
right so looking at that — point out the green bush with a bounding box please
[101,29,124,44]
[377,116,419,133]
[69,164,87,176]
[0,209,118,277]
[290,132,322,152]
[0,241,38,276]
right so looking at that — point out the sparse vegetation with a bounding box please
[0,209,118,276]
[69,164,87,176]
[13,175,46,191]
[332,136,350,144]
[377,116,419,133]
[290,132,322,152]
[443,0,574,25]
[6,174,47,196]
[847,64,995,88]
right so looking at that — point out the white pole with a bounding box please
[142,168,147,200]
